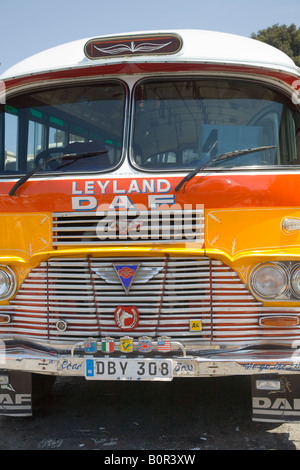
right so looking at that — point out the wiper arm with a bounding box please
[175,145,276,192]
[9,149,108,196]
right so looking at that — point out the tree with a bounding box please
[251,24,300,67]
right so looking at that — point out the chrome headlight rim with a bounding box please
[250,262,288,300]
[0,266,16,301]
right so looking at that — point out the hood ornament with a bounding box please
[92,264,163,294]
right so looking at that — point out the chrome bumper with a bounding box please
[1,339,300,378]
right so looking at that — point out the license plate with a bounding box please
[85,358,173,381]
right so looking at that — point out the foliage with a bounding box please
[251,23,300,67]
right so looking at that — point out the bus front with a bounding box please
[0,30,300,421]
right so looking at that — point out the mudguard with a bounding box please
[252,374,300,423]
[0,372,32,417]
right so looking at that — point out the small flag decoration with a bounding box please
[84,339,97,354]
[101,337,115,353]
[120,336,133,353]
[157,336,171,352]
[138,337,152,353]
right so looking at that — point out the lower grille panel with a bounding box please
[1,256,300,344]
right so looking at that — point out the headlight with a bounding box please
[0,267,16,300]
[291,267,300,297]
[250,263,288,299]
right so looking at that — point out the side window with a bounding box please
[27,120,46,171]
[4,108,18,172]
[143,151,176,167]
[182,148,200,165]
[49,127,66,150]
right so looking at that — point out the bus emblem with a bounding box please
[115,306,139,331]
[92,263,162,294]
[114,264,139,294]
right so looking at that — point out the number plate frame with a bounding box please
[85,358,173,381]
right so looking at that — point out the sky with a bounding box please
[0,0,299,73]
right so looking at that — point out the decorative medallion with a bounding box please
[157,336,171,352]
[101,337,115,353]
[115,305,139,331]
[120,336,133,353]
[138,337,152,353]
[84,338,97,354]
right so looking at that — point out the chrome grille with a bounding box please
[52,209,205,245]
[1,257,300,343]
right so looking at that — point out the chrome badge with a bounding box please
[92,263,163,294]
[115,306,139,331]
[114,264,140,294]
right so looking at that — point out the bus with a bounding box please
[1,29,300,422]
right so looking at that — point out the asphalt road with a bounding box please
[0,375,299,451]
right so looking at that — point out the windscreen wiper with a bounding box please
[9,149,108,196]
[175,145,276,192]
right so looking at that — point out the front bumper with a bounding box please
[1,338,300,379]
[4,338,300,422]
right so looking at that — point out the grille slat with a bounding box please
[1,256,300,343]
[52,209,205,245]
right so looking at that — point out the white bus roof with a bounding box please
[1,29,299,80]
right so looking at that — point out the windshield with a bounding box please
[0,81,126,174]
[132,78,300,170]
